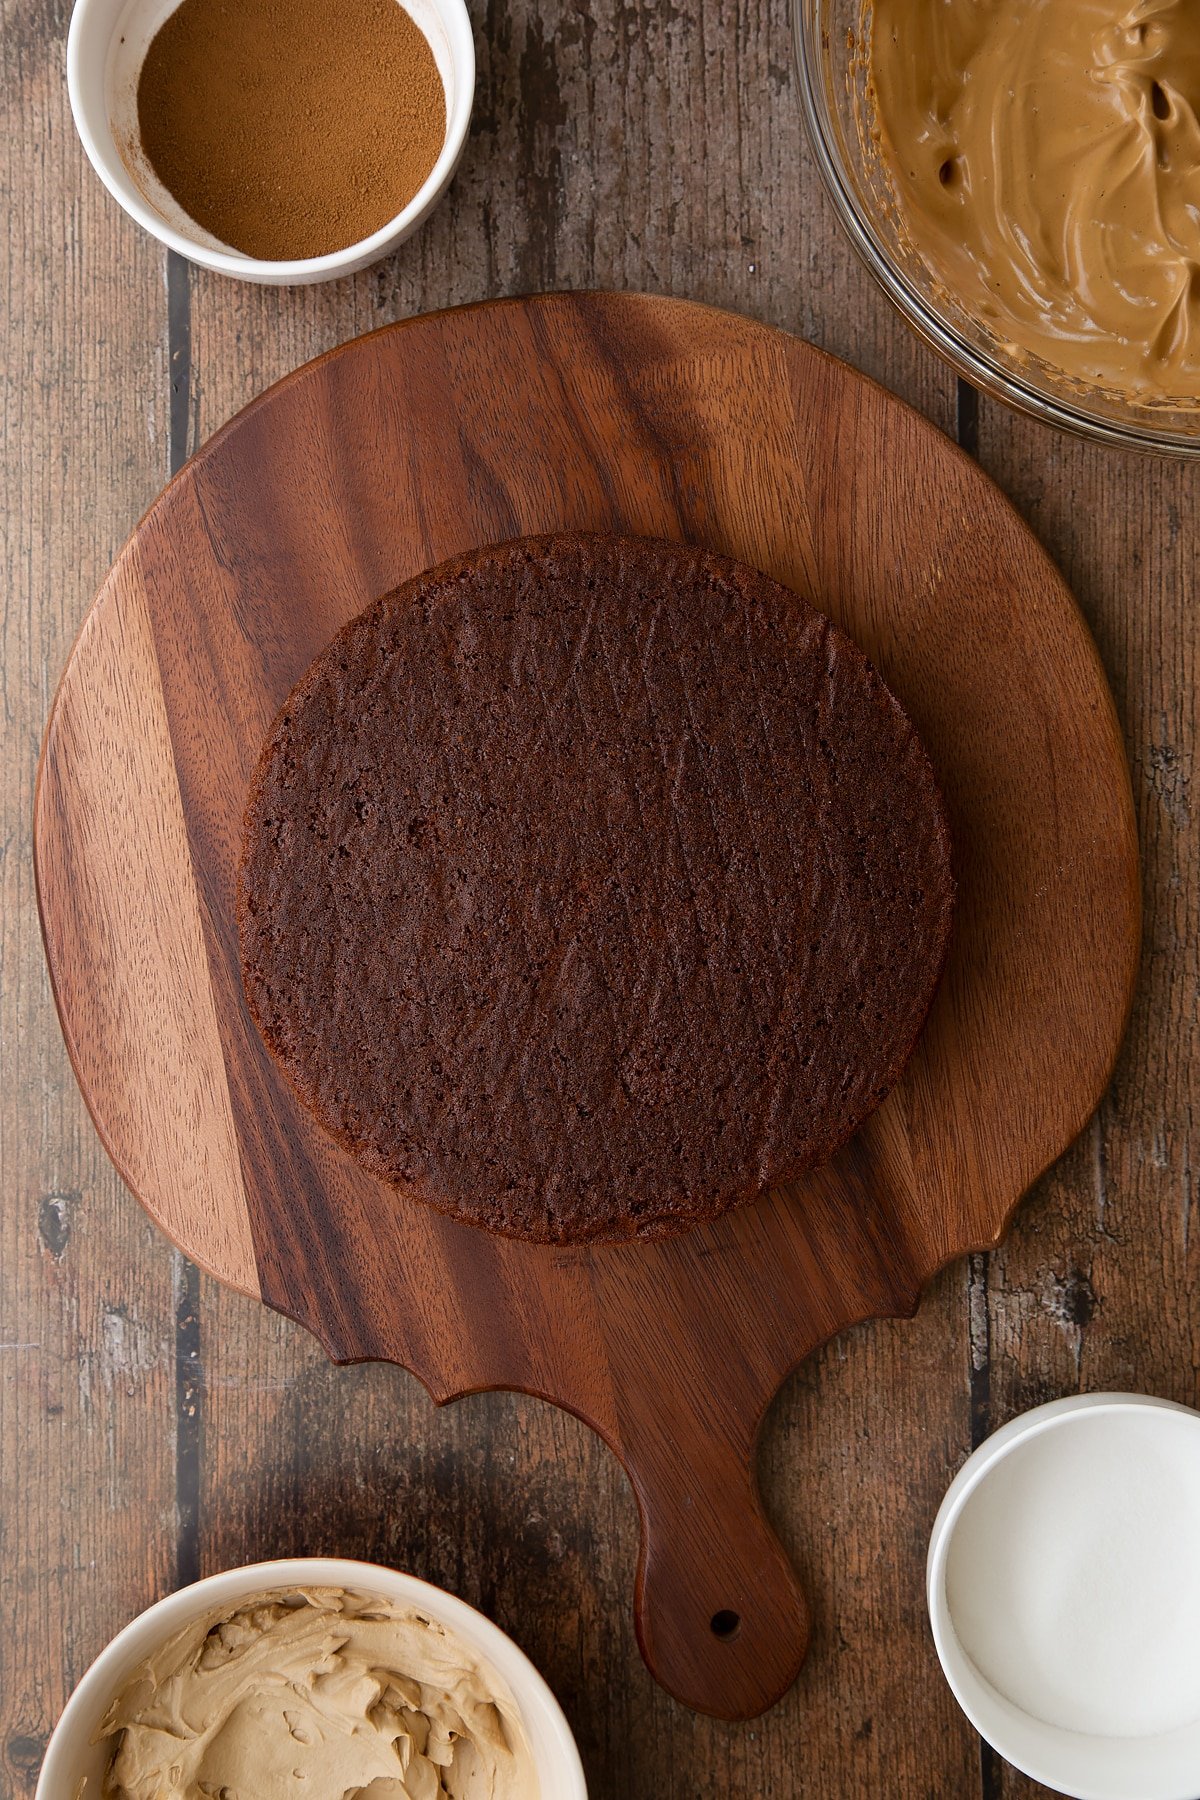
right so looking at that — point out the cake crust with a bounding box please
[238,533,954,1244]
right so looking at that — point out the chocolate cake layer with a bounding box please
[238,534,954,1243]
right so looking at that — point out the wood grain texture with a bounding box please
[0,1,178,1793]
[962,417,1200,1800]
[35,294,1138,1719]
[4,0,1191,1785]
[172,0,977,1785]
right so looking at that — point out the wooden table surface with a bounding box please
[1,0,1196,1794]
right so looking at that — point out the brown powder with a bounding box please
[136,0,447,262]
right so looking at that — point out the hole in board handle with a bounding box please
[710,1610,741,1640]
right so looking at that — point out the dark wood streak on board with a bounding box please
[955,381,1001,1800]
[167,247,204,1595]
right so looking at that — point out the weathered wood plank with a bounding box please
[176,0,970,1792]
[0,4,177,1794]
[971,417,1200,1798]
[23,0,1198,1786]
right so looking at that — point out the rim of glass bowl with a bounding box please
[791,0,1200,458]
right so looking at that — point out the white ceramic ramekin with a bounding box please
[928,1394,1200,1800]
[36,1556,586,1797]
[67,0,475,284]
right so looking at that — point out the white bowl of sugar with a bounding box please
[928,1394,1200,1800]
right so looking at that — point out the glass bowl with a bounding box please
[792,0,1200,455]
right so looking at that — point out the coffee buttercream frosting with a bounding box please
[91,1588,539,1799]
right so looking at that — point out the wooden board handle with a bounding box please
[626,1418,810,1719]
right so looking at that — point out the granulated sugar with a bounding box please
[945,1410,1200,1737]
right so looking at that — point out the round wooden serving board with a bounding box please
[36,294,1139,1719]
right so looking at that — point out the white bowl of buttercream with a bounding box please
[36,1556,586,1798]
[928,1394,1200,1800]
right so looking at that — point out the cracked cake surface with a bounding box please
[238,533,954,1244]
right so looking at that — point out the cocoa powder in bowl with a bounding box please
[136,0,447,262]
